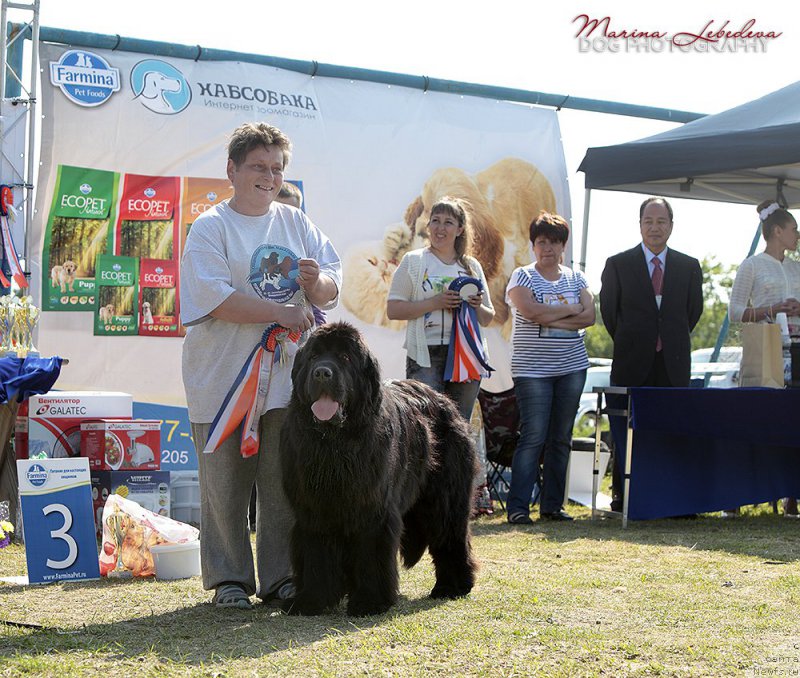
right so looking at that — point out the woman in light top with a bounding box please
[729,200,800,326]
[505,212,595,524]
[729,199,800,517]
[387,196,494,421]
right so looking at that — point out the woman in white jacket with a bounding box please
[387,196,494,421]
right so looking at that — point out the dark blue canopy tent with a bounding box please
[578,80,800,207]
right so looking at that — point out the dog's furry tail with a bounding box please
[400,510,428,569]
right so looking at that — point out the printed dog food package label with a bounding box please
[41,165,119,311]
[138,259,180,337]
[115,174,180,261]
[181,177,232,253]
[81,419,161,471]
[94,255,139,336]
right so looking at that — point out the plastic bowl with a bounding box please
[150,541,200,580]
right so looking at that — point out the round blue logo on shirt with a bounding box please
[249,245,300,303]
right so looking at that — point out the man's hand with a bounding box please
[297,258,321,292]
[276,304,314,333]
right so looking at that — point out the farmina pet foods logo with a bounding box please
[130,59,192,115]
[26,464,48,488]
[49,50,120,107]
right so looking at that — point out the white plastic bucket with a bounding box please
[170,471,200,505]
[150,541,201,580]
[171,502,201,527]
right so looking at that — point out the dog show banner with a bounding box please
[33,43,571,420]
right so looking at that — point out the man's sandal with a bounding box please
[507,512,533,525]
[213,583,253,609]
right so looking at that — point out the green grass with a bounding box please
[1,506,799,676]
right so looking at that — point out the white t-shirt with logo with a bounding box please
[417,251,470,345]
[180,200,341,423]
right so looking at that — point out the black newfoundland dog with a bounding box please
[280,322,478,616]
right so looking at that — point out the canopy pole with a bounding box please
[578,188,591,272]
[707,221,763,383]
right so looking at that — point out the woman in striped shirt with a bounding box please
[505,212,595,524]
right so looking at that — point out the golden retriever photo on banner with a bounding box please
[342,157,555,338]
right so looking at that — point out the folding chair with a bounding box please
[478,387,521,513]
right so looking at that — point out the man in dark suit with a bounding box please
[599,197,704,509]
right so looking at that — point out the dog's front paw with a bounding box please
[283,597,326,616]
[430,582,473,600]
[383,221,413,260]
[346,597,393,617]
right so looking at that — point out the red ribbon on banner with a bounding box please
[0,186,27,289]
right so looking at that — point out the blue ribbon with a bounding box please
[444,277,493,382]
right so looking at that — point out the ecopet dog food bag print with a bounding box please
[41,165,119,311]
[138,259,179,337]
[115,174,180,262]
[180,177,232,252]
[94,255,139,336]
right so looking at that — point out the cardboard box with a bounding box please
[91,470,170,538]
[82,419,161,471]
[27,391,132,459]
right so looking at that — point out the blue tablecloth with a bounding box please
[0,355,63,404]
[0,356,63,525]
[624,387,800,519]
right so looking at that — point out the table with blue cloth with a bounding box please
[605,387,800,521]
[0,356,64,527]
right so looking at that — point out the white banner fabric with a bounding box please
[34,44,570,405]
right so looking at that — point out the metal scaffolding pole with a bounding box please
[1,0,39,269]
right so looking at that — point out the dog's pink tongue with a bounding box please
[311,395,339,421]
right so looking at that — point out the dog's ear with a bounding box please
[290,341,312,400]
[404,196,424,235]
[355,343,382,417]
[468,206,504,281]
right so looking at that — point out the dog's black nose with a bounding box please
[313,365,333,382]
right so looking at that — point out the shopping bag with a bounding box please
[99,494,199,577]
[740,323,783,388]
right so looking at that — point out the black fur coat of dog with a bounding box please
[280,322,478,616]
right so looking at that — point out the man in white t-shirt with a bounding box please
[180,122,341,609]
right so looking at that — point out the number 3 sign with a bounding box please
[17,458,100,584]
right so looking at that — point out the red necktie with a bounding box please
[651,257,663,295]
[651,257,663,350]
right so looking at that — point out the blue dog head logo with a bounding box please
[130,59,191,115]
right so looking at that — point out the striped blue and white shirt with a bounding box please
[506,264,590,378]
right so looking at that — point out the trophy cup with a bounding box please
[0,296,13,356]
[14,296,40,358]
